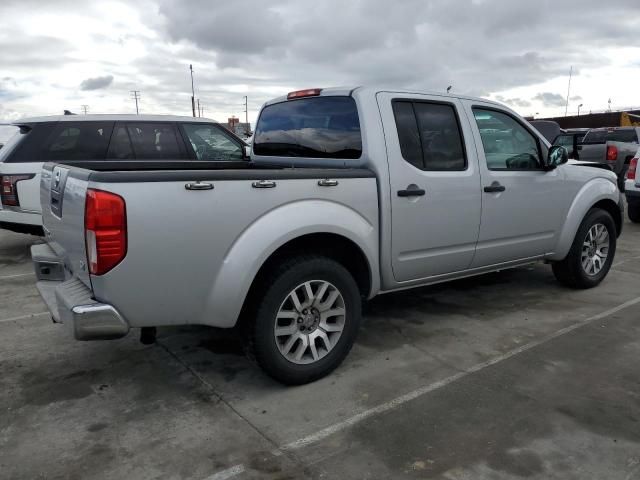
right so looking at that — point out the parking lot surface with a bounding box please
[1,218,640,480]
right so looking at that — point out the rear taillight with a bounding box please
[627,158,638,180]
[85,189,127,275]
[606,145,618,162]
[1,174,34,207]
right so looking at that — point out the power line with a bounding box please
[130,90,141,114]
[81,105,89,115]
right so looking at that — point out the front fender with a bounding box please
[548,178,619,261]
[203,200,379,328]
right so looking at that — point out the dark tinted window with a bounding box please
[107,126,134,159]
[254,96,361,159]
[553,133,583,147]
[127,123,184,159]
[393,101,466,171]
[414,103,466,170]
[182,124,243,160]
[3,123,54,163]
[42,122,113,161]
[583,129,638,144]
[392,102,422,169]
[473,108,541,170]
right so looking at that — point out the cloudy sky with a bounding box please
[1,0,639,141]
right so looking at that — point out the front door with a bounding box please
[464,101,569,267]
[378,92,482,283]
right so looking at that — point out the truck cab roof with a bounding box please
[263,86,507,110]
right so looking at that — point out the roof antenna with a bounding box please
[446,86,452,93]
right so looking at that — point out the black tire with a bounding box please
[249,255,361,385]
[628,201,640,223]
[552,208,616,289]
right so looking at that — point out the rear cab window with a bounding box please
[253,96,362,159]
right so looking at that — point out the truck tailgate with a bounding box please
[40,163,92,288]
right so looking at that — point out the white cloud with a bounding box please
[0,0,639,125]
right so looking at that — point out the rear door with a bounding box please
[464,101,569,267]
[377,92,482,282]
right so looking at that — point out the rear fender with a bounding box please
[204,200,379,328]
[548,178,619,261]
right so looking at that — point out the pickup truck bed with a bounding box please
[36,161,378,341]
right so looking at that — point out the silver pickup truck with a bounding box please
[33,87,624,384]
[578,127,640,183]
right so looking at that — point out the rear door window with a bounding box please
[126,123,185,159]
[583,129,638,144]
[253,96,362,159]
[392,100,467,171]
[181,124,244,160]
[42,122,114,161]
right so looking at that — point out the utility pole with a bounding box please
[197,98,201,117]
[564,66,572,117]
[243,95,249,135]
[130,90,141,114]
[190,64,196,117]
[81,105,89,115]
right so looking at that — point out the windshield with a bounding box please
[582,129,638,144]
[253,96,362,159]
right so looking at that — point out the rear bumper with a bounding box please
[32,244,129,340]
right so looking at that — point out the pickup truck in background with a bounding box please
[624,148,640,222]
[0,115,247,235]
[578,127,640,183]
[32,87,623,385]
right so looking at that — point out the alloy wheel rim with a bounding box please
[274,280,346,365]
[581,223,609,276]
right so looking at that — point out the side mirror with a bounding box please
[242,144,251,160]
[547,145,568,169]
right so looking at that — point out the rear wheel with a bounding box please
[552,208,616,289]
[628,200,640,223]
[249,255,361,385]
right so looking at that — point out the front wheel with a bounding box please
[552,208,616,289]
[249,255,362,385]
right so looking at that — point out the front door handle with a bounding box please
[483,182,506,193]
[397,186,426,197]
[185,182,214,191]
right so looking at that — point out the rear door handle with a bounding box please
[397,188,426,197]
[483,182,506,193]
[185,182,214,190]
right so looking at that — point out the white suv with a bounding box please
[624,147,640,223]
[0,114,247,235]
